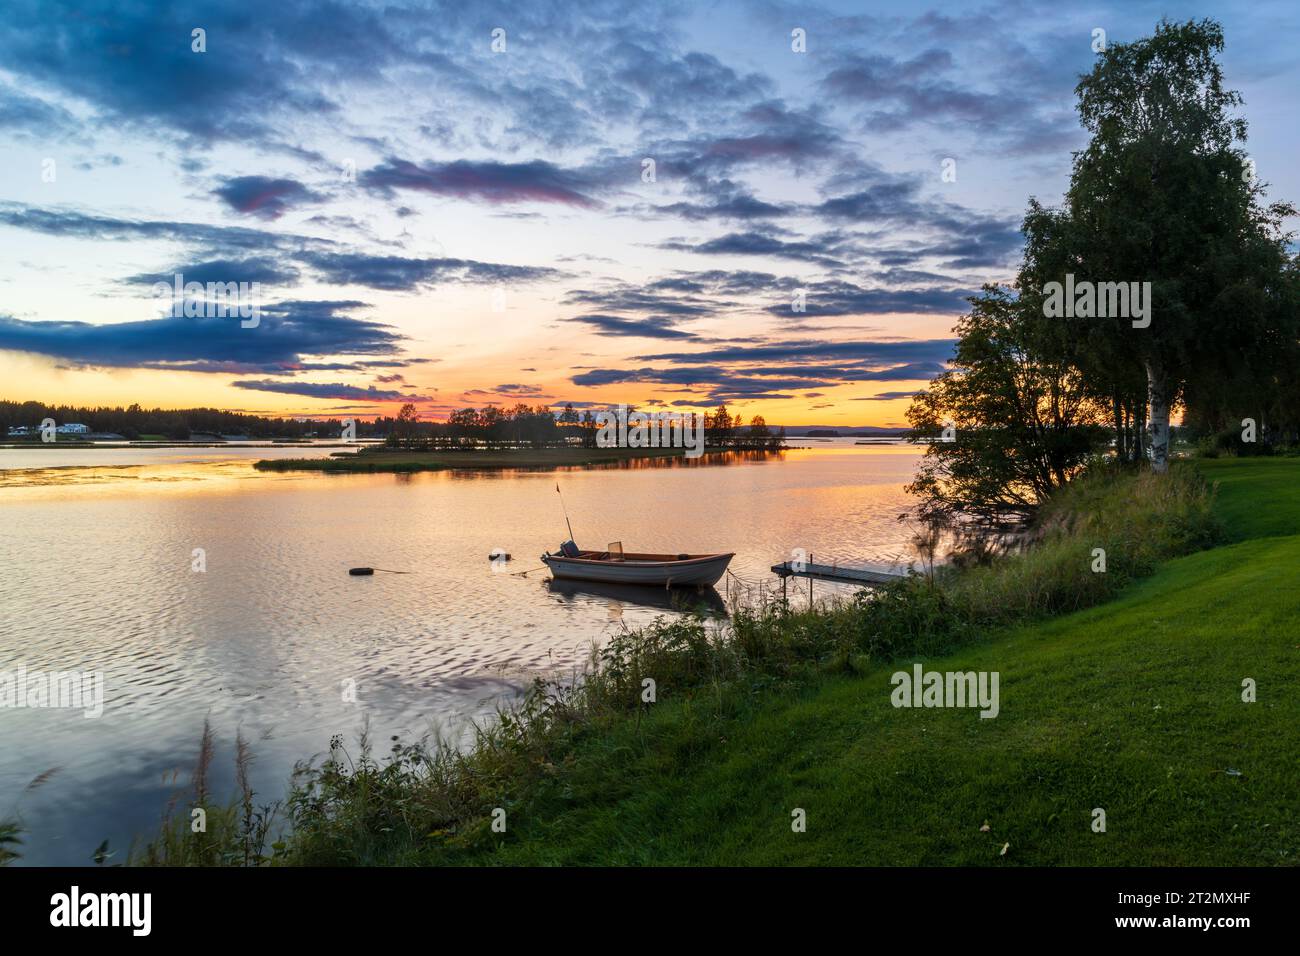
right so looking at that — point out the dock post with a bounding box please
[809,553,813,609]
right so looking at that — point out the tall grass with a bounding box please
[136,721,281,865]
[140,462,1220,866]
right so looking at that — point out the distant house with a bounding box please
[7,423,93,436]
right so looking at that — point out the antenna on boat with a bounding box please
[556,483,576,543]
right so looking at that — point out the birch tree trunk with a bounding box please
[1145,360,1171,473]
[1112,394,1126,461]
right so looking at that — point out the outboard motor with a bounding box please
[559,540,581,557]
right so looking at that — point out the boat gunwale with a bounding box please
[544,550,735,568]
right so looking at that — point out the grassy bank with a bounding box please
[253,445,758,473]
[125,458,1300,866]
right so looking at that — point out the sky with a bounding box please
[1,0,1297,427]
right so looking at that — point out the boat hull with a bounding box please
[542,551,734,587]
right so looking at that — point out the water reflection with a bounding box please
[0,440,921,864]
[545,578,728,616]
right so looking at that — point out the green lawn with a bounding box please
[449,458,1299,865]
[1197,457,1300,541]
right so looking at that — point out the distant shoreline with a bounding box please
[253,445,783,473]
[0,440,368,450]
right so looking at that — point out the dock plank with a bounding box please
[769,561,905,587]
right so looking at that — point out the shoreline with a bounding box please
[252,445,785,473]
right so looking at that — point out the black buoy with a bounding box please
[489,550,511,561]
[349,567,375,576]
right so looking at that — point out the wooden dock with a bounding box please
[770,560,905,587]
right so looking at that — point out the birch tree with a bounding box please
[1063,19,1296,472]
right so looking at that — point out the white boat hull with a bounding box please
[542,551,734,587]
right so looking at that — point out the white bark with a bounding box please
[1145,360,1170,474]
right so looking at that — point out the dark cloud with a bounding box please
[124,257,301,287]
[231,380,427,401]
[563,314,699,340]
[570,336,953,402]
[637,339,956,367]
[818,45,1082,157]
[362,158,601,207]
[0,202,331,263]
[0,83,78,137]
[765,281,976,317]
[297,250,561,291]
[0,0,393,145]
[562,274,758,318]
[854,390,923,401]
[463,384,547,399]
[213,176,324,219]
[0,300,400,373]
[659,230,847,268]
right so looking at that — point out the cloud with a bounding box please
[0,300,401,373]
[819,47,1080,154]
[854,390,923,401]
[362,158,601,207]
[0,0,393,146]
[0,83,79,137]
[659,229,847,267]
[231,380,427,401]
[568,335,952,402]
[637,339,956,366]
[124,257,301,287]
[563,314,699,340]
[0,202,325,258]
[297,250,561,291]
[765,281,977,317]
[213,176,324,219]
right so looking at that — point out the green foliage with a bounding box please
[0,821,21,865]
[906,284,1111,524]
[0,398,366,440]
[1031,18,1300,454]
[135,724,282,866]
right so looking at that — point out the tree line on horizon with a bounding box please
[906,19,1300,528]
[385,401,786,450]
[0,400,387,440]
[0,397,790,449]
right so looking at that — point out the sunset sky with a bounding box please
[1,0,1297,426]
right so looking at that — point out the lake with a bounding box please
[0,440,923,864]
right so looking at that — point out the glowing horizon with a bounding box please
[2,1,1296,427]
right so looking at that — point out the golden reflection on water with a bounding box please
[0,447,796,500]
[0,440,923,864]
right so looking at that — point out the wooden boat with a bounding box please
[541,541,734,587]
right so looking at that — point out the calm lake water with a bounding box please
[0,441,922,865]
